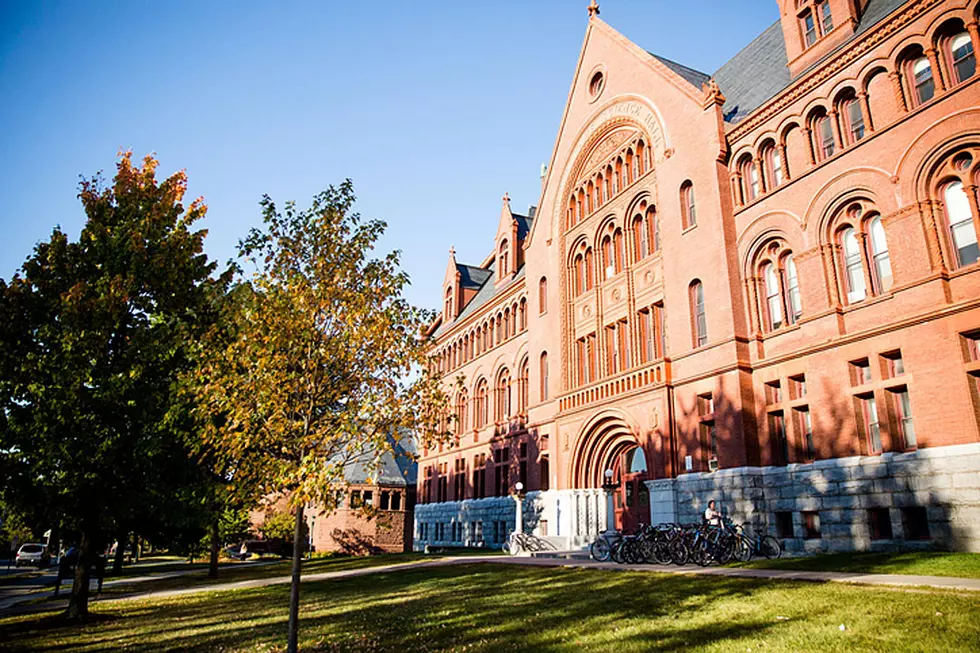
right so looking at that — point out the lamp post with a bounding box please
[307,514,316,560]
[602,469,617,533]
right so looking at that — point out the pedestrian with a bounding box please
[703,499,722,526]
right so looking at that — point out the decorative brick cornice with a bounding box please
[793,246,823,263]
[729,0,942,142]
[880,204,920,226]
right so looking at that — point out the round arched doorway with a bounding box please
[569,413,651,532]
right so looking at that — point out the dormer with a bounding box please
[443,248,461,323]
[780,0,865,77]
[495,193,519,288]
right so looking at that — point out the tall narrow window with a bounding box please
[445,287,453,321]
[740,157,757,202]
[456,391,468,435]
[816,114,835,160]
[538,277,547,314]
[650,208,661,252]
[518,359,529,414]
[802,11,817,47]
[845,98,865,143]
[819,1,832,35]
[574,255,585,296]
[633,215,649,260]
[911,57,935,105]
[950,33,976,84]
[495,370,510,422]
[763,263,783,331]
[475,380,488,429]
[499,240,509,277]
[584,248,594,290]
[798,407,815,460]
[868,216,892,292]
[785,255,802,324]
[770,412,788,465]
[613,230,625,273]
[841,228,867,303]
[764,144,784,188]
[944,181,979,267]
[681,181,696,229]
[894,389,916,449]
[690,281,707,347]
[539,352,549,401]
[602,237,614,280]
[862,395,882,454]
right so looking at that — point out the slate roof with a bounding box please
[515,213,534,241]
[457,264,492,289]
[433,265,526,339]
[645,0,910,125]
[651,54,712,89]
[343,430,417,486]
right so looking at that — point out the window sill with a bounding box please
[681,224,698,236]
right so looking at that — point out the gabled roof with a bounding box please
[433,265,526,339]
[457,264,492,290]
[344,430,417,486]
[714,20,790,125]
[645,0,910,125]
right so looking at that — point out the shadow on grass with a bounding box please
[0,565,782,653]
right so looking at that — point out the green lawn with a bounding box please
[2,562,978,652]
[731,551,980,579]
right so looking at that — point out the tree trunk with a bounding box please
[67,530,94,621]
[112,528,126,575]
[286,503,304,653]
[208,517,220,579]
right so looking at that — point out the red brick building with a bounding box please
[416,0,980,553]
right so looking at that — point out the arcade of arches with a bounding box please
[415,0,980,555]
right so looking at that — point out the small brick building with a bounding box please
[416,0,980,554]
[303,436,417,555]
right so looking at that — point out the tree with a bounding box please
[0,153,224,619]
[192,181,448,653]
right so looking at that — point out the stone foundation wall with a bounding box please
[648,443,980,553]
[414,496,518,550]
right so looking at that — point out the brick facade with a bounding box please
[416,0,980,553]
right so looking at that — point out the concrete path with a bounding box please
[3,555,979,618]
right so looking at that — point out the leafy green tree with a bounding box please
[192,181,449,652]
[0,153,225,619]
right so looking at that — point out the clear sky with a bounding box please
[0,1,779,311]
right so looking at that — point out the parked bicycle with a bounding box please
[503,530,557,556]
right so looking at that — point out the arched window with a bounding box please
[539,352,549,401]
[763,263,783,330]
[840,227,867,303]
[649,206,660,253]
[503,309,511,340]
[445,287,453,321]
[812,109,835,160]
[584,248,595,290]
[613,229,625,273]
[595,174,604,206]
[518,358,529,414]
[908,56,935,106]
[948,32,976,84]
[601,236,614,280]
[785,254,802,324]
[762,142,783,189]
[690,280,707,347]
[680,181,696,229]
[456,391,469,435]
[538,277,547,314]
[739,156,758,202]
[574,254,585,295]
[944,180,979,267]
[495,369,511,422]
[499,239,509,277]
[839,92,865,144]
[633,213,649,260]
[868,216,892,292]
[474,379,488,429]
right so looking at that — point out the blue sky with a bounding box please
[0,1,778,310]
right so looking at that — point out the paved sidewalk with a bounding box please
[4,554,979,618]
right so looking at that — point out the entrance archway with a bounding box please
[569,413,651,531]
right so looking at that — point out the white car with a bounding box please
[15,543,51,567]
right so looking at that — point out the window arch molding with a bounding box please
[922,143,980,270]
[566,235,595,297]
[930,17,976,88]
[806,104,837,162]
[625,194,659,263]
[832,85,868,146]
[894,42,936,109]
[750,239,803,332]
[823,197,893,305]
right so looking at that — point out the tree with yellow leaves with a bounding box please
[191,181,449,653]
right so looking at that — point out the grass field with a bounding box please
[732,550,980,578]
[2,561,978,652]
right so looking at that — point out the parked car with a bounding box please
[15,543,51,568]
[238,540,276,560]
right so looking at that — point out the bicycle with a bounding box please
[734,524,782,560]
[588,530,621,562]
[503,531,557,556]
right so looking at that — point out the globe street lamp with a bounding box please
[602,469,617,533]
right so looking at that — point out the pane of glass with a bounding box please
[913,57,934,103]
[786,255,802,320]
[842,229,867,301]
[772,150,783,185]
[847,100,864,141]
[951,33,975,82]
